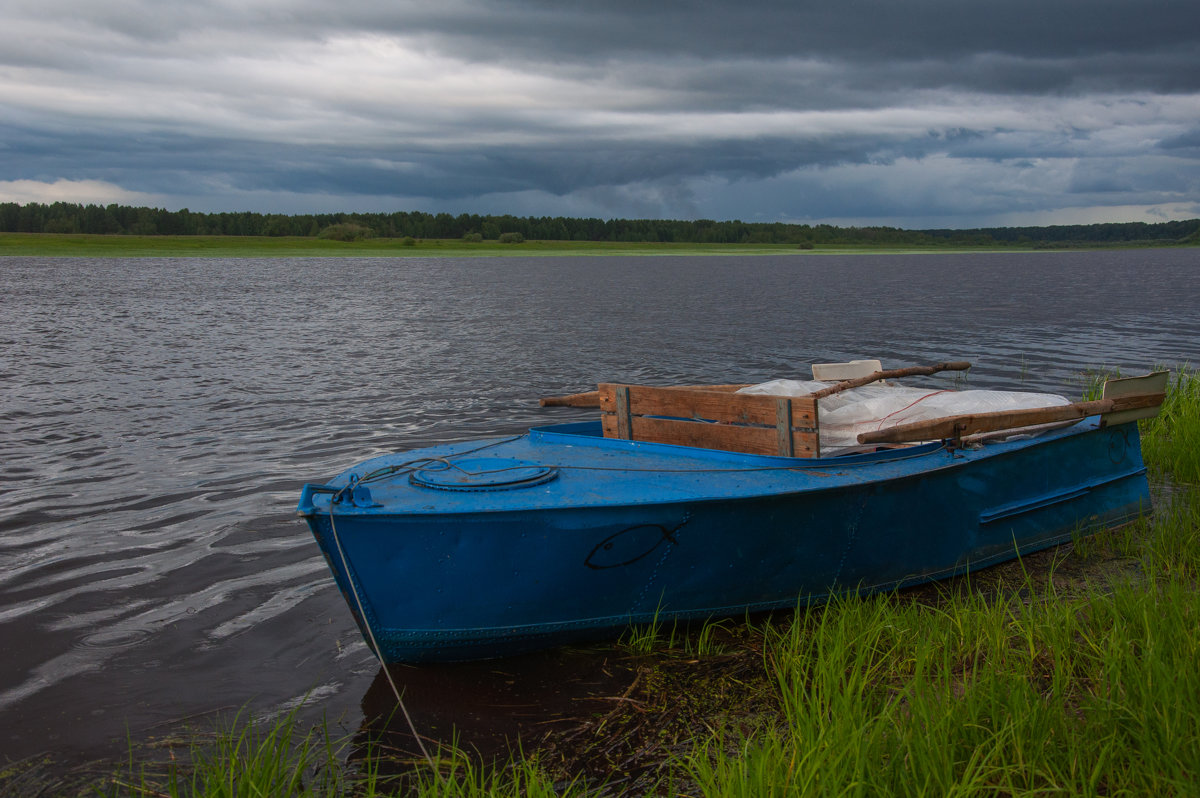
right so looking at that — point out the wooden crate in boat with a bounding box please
[592,369,1167,458]
[597,383,820,457]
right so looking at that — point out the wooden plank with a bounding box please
[615,385,632,440]
[857,391,1165,445]
[598,383,820,456]
[601,414,818,457]
[776,397,793,457]
[794,426,819,458]
[598,384,817,427]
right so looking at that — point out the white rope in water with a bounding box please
[327,502,439,775]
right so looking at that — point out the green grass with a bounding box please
[99,709,349,798]
[621,614,734,657]
[684,536,1200,796]
[1140,367,1200,486]
[0,231,1075,258]
[95,715,569,798]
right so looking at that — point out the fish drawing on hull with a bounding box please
[584,519,689,569]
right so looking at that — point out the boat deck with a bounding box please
[300,418,1108,517]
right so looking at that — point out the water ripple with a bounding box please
[0,251,1197,761]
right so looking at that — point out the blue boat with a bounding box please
[297,367,1166,664]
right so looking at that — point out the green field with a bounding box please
[0,232,1034,258]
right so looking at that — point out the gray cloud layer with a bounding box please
[1,0,1198,226]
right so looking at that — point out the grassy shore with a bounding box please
[0,231,1083,258]
[8,370,1198,797]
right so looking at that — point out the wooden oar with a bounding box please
[857,391,1165,445]
[540,390,604,408]
[540,384,750,408]
[809,361,972,400]
[541,361,971,408]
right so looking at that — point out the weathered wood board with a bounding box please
[598,383,819,457]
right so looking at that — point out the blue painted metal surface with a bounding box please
[297,418,1151,663]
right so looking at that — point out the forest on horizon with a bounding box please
[2,201,1198,248]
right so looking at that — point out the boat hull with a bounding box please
[298,418,1150,663]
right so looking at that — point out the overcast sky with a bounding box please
[2,0,1198,228]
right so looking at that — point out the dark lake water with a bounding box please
[1,250,1198,764]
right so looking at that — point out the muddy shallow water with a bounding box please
[1,251,1198,766]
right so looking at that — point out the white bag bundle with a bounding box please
[738,380,1069,455]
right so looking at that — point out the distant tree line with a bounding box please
[1,201,1197,246]
[922,221,1200,247]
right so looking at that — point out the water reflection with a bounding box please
[355,647,638,766]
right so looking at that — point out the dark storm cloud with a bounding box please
[346,0,1200,92]
[1159,128,1200,154]
[5,106,978,203]
[329,1,1185,59]
[1,0,1198,225]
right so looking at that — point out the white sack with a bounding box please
[737,379,1070,455]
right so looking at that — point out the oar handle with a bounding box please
[540,391,601,408]
[540,383,750,408]
[809,361,971,399]
[857,391,1164,445]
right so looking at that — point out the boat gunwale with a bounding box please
[528,418,949,466]
[526,417,1102,468]
[299,417,1111,519]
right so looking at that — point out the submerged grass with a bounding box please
[95,719,572,798]
[28,367,1196,797]
[99,709,351,798]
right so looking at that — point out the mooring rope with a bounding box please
[326,503,439,776]
[314,427,948,780]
